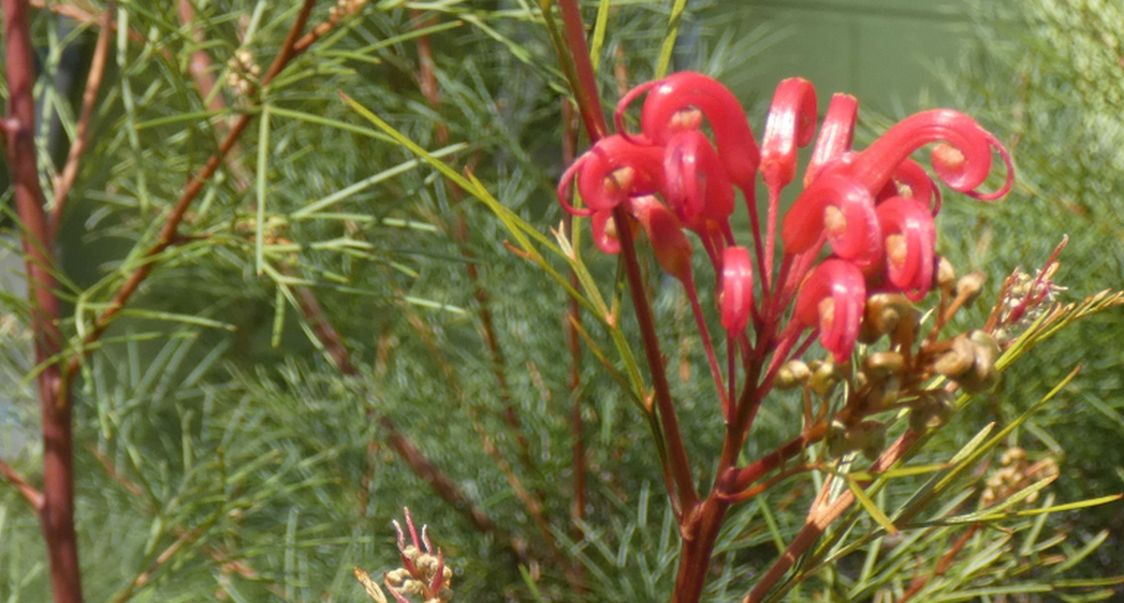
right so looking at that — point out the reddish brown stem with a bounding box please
[50,2,114,238]
[555,0,607,138]
[743,430,921,602]
[3,1,79,600]
[408,10,533,467]
[898,524,978,603]
[554,0,695,512]
[561,99,587,528]
[66,0,317,375]
[0,458,44,510]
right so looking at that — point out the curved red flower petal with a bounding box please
[591,209,623,254]
[630,195,693,281]
[719,246,754,332]
[556,154,594,217]
[846,109,1009,199]
[877,158,942,215]
[576,135,665,213]
[876,196,936,300]
[795,259,866,361]
[635,71,760,190]
[663,129,735,229]
[782,173,882,265]
[804,93,858,187]
[761,77,818,193]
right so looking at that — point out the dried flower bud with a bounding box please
[385,568,410,587]
[937,256,956,291]
[934,335,976,378]
[864,351,904,379]
[776,359,811,389]
[849,420,887,460]
[827,419,849,457]
[955,271,987,304]
[810,358,841,396]
[859,293,917,343]
[909,389,954,431]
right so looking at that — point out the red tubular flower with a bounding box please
[804,93,858,187]
[663,129,735,230]
[878,158,942,215]
[618,71,760,191]
[876,196,936,300]
[557,134,664,216]
[591,209,624,254]
[845,109,1013,200]
[781,173,882,265]
[761,77,818,194]
[629,195,694,282]
[719,246,754,333]
[795,259,866,361]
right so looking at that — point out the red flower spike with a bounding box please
[761,77,818,194]
[591,209,624,254]
[630,195,693,282]
[846,109,1010,199]
[663,129,735,229]
[719,246,755,333]
[876,196,936,300]
[629,71,761,190]
[782,174,882,265]
[557,135,665,216]
[804,93,858,187]
[795,259,866,361]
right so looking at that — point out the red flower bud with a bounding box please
[591,209,624,254]
[795,259,866,361]
[618,71,760,190]
[782,173,882,265]
[629,195,693,281]
[663,129,735,231]
[719,246,754,332]
[804,93,858,187]
[557,134,664,216]
[761,77,818,194]
[876,196,936,300]
[877,158,942,214]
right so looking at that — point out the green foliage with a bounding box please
[0,1,1120,601]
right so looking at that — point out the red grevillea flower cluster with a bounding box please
[558,72,1012,367]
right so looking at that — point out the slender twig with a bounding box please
[0,459,44,510]
[66,0,318,375]
[402,306,559,558]
[50,2,114,238]
[561,99,587,529]
[293,0,369,54]
[743,430,921,603]
[409,10,532,466]
[3,0,80,600]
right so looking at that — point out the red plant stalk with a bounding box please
[2,0,80,601]
[553,0,696,512]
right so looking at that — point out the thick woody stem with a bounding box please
[3,1,80,600]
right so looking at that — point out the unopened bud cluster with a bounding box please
[226,48,261,96]
[980,446,1060,508]
[376,508,453,603]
